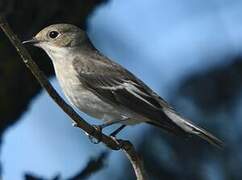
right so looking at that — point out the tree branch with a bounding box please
[0,16,146,180]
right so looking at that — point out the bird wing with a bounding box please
[73,44,193,135]
[80,73,164,118]
[73,53,173,124]
[75,60,223,147]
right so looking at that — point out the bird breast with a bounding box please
[52,59,122,121]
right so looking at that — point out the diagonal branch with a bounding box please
[0,16,146,180]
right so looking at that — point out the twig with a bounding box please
[24,173,60,180]
[68,151,109,180]
[24,151,109,180]
[0,16,146,180]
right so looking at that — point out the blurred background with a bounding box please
[1,0,242,179]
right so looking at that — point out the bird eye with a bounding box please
[49,31,59,39]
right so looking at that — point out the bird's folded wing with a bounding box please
[77,72,168,122]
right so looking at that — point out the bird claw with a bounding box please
[88,125,103,144]
[110,135,118,142]
[109,136,125,150]
[93,124,103,132]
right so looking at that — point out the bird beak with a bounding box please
[22,38,39,45]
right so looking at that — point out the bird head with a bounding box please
[23,24,87,49]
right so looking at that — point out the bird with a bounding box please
[23,24,223,148]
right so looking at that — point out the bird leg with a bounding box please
[93,119,127,132]
[88,119,128,144]
[110,125,126,137]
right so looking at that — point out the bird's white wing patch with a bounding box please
[99,80,157,108]
[163,108,195,133]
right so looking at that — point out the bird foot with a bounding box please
[88,125,103,144]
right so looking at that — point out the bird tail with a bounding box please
[161,108,224,149]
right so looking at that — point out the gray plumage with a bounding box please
[23,24,223,148]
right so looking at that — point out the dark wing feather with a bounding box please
[77,73,164,121]
[72,49,186,134]
[77,73,186,135]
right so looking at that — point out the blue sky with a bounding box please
[1,0,242,179]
